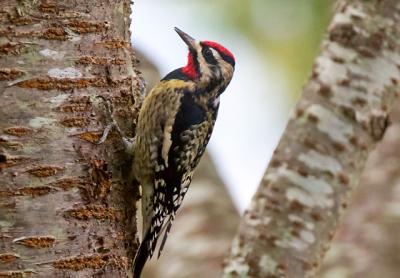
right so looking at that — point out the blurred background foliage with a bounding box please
[173,0,333,100]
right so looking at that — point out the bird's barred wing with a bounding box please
[175,120,213,170]
[149,118,214,258]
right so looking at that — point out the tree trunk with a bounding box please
[320,97,400,277]
[0,1,142,276]
[223,0,400,277]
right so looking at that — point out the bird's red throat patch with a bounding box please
[182,52,199,79]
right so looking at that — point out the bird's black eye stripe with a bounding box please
[202,47,218,65]
[203,48,213,58]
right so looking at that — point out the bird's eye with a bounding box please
[203,48,213,58]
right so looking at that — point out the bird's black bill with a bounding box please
[174,27,196,51]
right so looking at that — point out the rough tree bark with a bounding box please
[224,0,400,277]
[0,1,141,276]
[320,98,400,278]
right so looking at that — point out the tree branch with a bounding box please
[223,0,400,277]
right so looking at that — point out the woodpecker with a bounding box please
[99,27,235,277]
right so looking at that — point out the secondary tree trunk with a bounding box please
[223,0,400,277]
[0,1,141,276]
[320,98,400,277]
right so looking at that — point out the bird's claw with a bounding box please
[96,95,118,145]
[96,121,115,145]
[95,95,135,153]
[96,95,114,118]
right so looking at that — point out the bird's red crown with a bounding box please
[202,41,235,62]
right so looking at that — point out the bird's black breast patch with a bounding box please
[162,68,191,81]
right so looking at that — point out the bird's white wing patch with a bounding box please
[161,124,173,167]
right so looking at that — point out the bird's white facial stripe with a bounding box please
[196,45,212,82]
[210,48,220,59]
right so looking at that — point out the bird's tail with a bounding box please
[132,235,150,278]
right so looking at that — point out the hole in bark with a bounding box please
[0,153,6,163]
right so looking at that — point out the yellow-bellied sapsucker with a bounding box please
[99,27,235,277]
